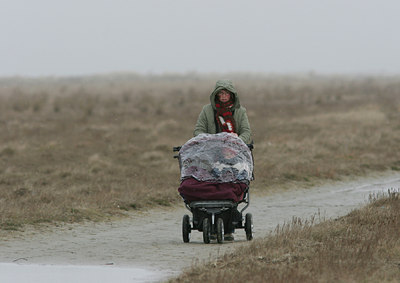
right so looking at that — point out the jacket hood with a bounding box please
[210,79,240,110]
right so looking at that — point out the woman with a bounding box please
[194,79,252,144]
[193,79,252,241]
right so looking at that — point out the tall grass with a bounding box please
[0,74,399,229]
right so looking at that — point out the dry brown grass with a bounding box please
[0,73,400,230]
[170,190,400,282]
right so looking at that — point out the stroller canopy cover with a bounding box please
[179,133,253,183]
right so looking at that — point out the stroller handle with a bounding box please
[172,146,181,158]
[173,144,253,152]
[172,146,181,152]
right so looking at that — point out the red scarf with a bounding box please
[215,101,236,133]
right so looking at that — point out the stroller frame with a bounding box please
[182,189,253,244]
[173,142,254,244]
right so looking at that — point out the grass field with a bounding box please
[170,190,400,282]
[0,73,400,230]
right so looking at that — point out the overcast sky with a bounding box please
[1,0,399,77]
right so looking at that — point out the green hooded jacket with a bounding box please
[193,79,252,144]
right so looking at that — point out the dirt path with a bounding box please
[1,172,400,282]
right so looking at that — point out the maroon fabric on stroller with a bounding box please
[178,177,247,203]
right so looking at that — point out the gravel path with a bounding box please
[1,172,399,282]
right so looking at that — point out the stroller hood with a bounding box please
[179,133,253,183]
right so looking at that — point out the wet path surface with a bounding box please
[1,172,399,282]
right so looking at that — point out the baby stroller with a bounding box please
[173,133,254,244]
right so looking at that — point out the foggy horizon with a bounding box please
[1,0,400,77]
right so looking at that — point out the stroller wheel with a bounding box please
[203,218,211,244]
[245,213,253,241]
[216,218,224,244]
[182,214,191,243]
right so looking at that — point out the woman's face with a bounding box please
[218,90,231,103]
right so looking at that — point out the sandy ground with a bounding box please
[0,172,399,283]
